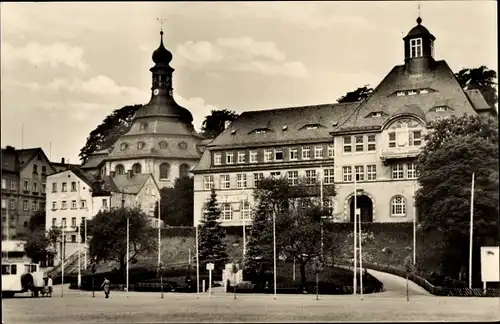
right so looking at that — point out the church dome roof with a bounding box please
[404,17,436,41]
[152,31,173,64]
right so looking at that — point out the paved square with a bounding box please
[2,287,500,323]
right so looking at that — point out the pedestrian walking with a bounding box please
[101,277,111,298]
[47,275,53,298]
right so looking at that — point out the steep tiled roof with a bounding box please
[332,60,479,133]
[207,102,360,148]
[109,174,151,194]
[69,167,96,186]
[192,150,211,173]
[1,147,55,173]
[81,153,108,169]
[17,148,41,169]
[465,89,492,111]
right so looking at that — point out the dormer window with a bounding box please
[137,142,145,150]
[408,90,417,96]
[307,125,318,130]
[371,112,382,118]
[430,40,434,58]
[120,143,128,151]
[282,126,288,131]
[254,129,267,134]
[396,91,406,97]
[302,124,322,130]
[419,89,429,94]
[140,123,148,131]
[410,38,422,58]
[435,106,447,112]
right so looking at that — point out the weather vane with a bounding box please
[157,16,166,32]
[418,2,421,17]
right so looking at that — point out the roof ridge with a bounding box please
[239,101,360,116]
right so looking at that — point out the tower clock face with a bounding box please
[153,89,160,96]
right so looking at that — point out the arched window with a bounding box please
[132,163,142,174]
[179,164,190,178]
[137,141,145,150]
[159,163,170,180]
[159,141,168,149]
[115,164,125,175]
[391,196,406,217]
[221,204,233,220]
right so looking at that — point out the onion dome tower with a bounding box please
[403,17,436,74]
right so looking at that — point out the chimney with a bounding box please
[110,171,116,178]
[61,157,65,164]
[127,169,133,179]
[6,146,16,151]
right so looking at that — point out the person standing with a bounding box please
[101,277,111,298]
[47,275,53,298]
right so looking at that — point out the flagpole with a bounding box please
[196,223,200,298]
[61,226,65,297]
[469,172,475,289]
[353,172,357,295]
[273,208,277,300]
[413,181,417,265]
[84,217,87,270]
[359,209,363,300]
[320,165,324,259]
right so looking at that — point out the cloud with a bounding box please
[175,37,308,78]
[1,42,87,71]
[174,95,219,131]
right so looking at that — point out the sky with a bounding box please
[1,1,497,164]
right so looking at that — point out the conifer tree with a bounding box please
[198,188,228,272]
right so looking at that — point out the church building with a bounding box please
[82,30,203,188]
[191,17,495,227]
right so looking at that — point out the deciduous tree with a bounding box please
[87,207,156,280]
[157,177,193,226]
[337,85,373,103]
[198,189,228,272]
[200,109,239,139]
[24,227,60,264]
[455,66,497,107]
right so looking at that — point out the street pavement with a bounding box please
[2,284,499,323]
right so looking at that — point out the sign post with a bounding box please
[480,246,499,295]
[206,263,214,298]
[91,262,96,298]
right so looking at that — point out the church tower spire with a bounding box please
[150,29,174,98]
[403,16,436,74]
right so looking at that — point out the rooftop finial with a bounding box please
[157,17,166,43]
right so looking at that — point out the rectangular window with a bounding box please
[32,181,38,193]
[52,182,57,192]
[264,149,273,162]
[62,182,67,192]
[10,180,16,190]
[226,152,234,164]
[241,201,251,220]
[367,134,376,152]
[71,217,76,227]
[214,153,222,165]
[367,165,377,181]
[324,168,335,185]
[52,201,57,210]
[342,166,352,182]
[355,136,364,152]
[236,174,247,189]
[407,163,417,179]
[102,199,108,209]
[33,164,38,174]
[410,38,422,58]
[389,132,396,148]
[410,130,422,146]
[289,148,298,160]
[287,171,298,186]
[314,146,324,159]
[42,166,47,174]
[32,201,37,211]
[305,169,316,185]
[61,201,67,209]
[41,183,46,194]
[71,235,76,243]
[1,199,6,209]
[343,136,352,153]
[10,199,15,210]
[221,204,233,220]
[220,175,230,189]
[302,147,311,159]
[249,151,258,163]
[23,200,28,211]
[81,200,87,209]
[270,171,281,179]
[237,152,246,163]
[204,176,214,190]
[274,149,283,161]
[62,218,66,228]
[23,180,29,191]
[355,165,365,181]
[1,178,5,189]
[327,145,334,158]
[71,182,77,192]
[253,173,264,187]
[392,164,404,179]
[71,200,77,209]
[52,218,57,227]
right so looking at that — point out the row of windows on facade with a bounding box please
[31,164,48,174]
[119,140,188,152]
[51,199,89,210]
[204,195,408,221]
[203,168,335,190]
[1,198,45,212]
[214,145,335,166]
[202,162,417,190]
[50,181,80,193]
[51,216,83,229]
[2,178,46,193]
[212,131,423,166]
[342,163,418,182]
[113,163,191,180]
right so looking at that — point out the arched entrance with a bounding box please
[349,195,373,222]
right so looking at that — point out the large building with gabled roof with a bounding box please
[81,30,203,188]
[192,17,495,227]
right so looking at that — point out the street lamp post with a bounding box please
[61,225,65,297]
[78,222,81,289]
[272,208,277,300]
[353,173,358,295]
[157,197,163,299]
